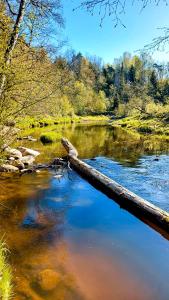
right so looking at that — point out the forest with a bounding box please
[1,0,169,149]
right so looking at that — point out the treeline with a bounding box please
[101,52,169,118]
[1,2,169,128]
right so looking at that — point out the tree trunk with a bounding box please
[0,0,27,99]
[61,138,169,238]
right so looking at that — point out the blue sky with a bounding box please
[60,0,169,63]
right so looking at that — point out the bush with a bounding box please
[137,126,153,134]
[40,132,61,144]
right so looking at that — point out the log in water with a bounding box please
[61,138,169,236]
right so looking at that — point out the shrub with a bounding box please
[40,132,61,144]
[137,126,153,134]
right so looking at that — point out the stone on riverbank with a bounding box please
[0,146,41,173]
[13,160,25,170]
[20,155,35,166]
[17,135,37,142]
[0,164,19,172]
[18,147,40,157]
[5,147,22,159]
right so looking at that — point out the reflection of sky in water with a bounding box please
[86,155,169,211]
[18,153,169,300]
[2,125,169,300]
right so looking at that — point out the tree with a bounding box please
[0,0,63,99]
[128,65,136,84]
[148,70,158,100]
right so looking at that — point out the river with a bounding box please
[0,124,169,300]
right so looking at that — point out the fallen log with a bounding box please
[61,138,169,237]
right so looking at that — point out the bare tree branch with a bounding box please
[79,0,169,26]
[4,0,17,16]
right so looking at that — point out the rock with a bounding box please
[13,160,25,170]
[37,269,61,291]
[36,163,47,169]
[15,276,43,300]
[17,136,37,142]
[0,164,19,172]
[20,168,34,174]
[18,147,40,157]
[53,174,63,179]
[51,158,67,167]
[8,157,15,161]
[28,137,37,142]
[20,155,35,166]
[5,147,22,159]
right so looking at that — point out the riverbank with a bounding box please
[17,115,109,129]
[112,115,169,140]
[15,115,109,144]
[0,115,109,152]
[0,242,12,300]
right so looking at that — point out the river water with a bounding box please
[0,124,169,300]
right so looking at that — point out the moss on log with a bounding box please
[61,138,169,239]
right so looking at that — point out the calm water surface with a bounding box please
[0,124,169,300]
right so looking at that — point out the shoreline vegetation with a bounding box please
[0,241,12,300]
[17,115,109,129]
[1,114,169,153]
[17,115,109,144]
[17,114,169,142]
[112,115,169,141]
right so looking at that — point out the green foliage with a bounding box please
[1,0,169,146]
[137,126,153,134]
[40,132,62,144]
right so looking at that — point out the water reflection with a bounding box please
[87,155,169,212]
[15,124,169,166]
[0,124,169,299]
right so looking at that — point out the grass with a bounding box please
[112,115,169,139]
[40,131,62,144]
[17,115,109,130]
[0,241,12,300]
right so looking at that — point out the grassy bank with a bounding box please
[15,115,109,144]
[17,115,109,130]
[112,116,169,141]
[0,241,12,300]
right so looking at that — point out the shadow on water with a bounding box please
[0,124,169,299]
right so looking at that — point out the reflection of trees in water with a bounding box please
[63,125,169,166]
[18,124,169,167]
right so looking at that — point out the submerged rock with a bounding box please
[18,147,40,157]
[15,276,43,300]
[0,164,19,172]
[37,269,61,291]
